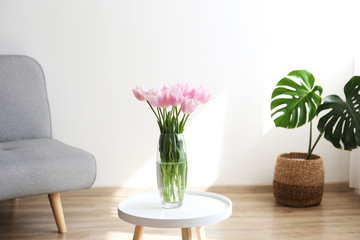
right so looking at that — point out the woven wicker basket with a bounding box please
[273,152,324,207]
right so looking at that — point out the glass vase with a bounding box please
[156,133,187,208]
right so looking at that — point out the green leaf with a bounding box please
[271,70,323,129]
[317,76,360,150]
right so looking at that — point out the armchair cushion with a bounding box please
[0,138,96,201]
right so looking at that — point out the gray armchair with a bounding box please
[0,55,97,233]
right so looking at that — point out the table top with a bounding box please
[117,191,232,228]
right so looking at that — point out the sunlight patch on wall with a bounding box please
[186,91,227,186]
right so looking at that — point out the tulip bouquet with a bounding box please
[132,82,212,207]
[132,82,212,134]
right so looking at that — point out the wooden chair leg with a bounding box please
[48,192,67,233]
[133,225,144,240]
[195,226,206,240]
[181,228,192,240]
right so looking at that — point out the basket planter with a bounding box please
[273,152,324,207]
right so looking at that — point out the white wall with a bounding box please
[0,0,358,187]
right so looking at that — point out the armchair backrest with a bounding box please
[0,55,51,142]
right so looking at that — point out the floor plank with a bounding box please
[0,186,359,240]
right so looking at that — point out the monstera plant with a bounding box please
[317,77,360,151]
[270,70,360,207]
[271,70,360,159]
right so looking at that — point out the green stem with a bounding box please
[306,131,323,160]
[163,108,167,121]
[158,134,187,204]
[178,115,186,132]
[147,101,160,122]
[157,108,164,132]
[171,106,176,117]
[157,108,162,121]
[181,114,190,131]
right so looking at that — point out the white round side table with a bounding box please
[118,191,232,240]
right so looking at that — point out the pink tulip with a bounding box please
[147,88,164,108]
[186,88,198,99]
[161,84,170,91]
[182,83,196,99]
[195,87,212,104]
[181,96,199,114]
[168,86,182,106]
[132,84,148,101]
[174,81,187,94]
[161,89,170,109]
[174,81,183,88]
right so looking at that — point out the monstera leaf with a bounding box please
[271,70,323,129]
[317,76,360,150]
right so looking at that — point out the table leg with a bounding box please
[195,226,206,240]
[181,228,192,240]
[133,225,144,240]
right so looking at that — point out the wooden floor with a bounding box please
[0,185,359,240]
